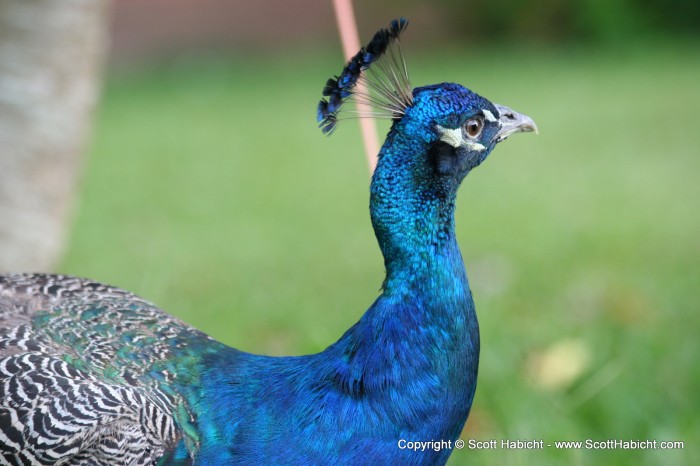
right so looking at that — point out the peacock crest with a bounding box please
[317,18,413,134]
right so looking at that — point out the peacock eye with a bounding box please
[463,117,484,139]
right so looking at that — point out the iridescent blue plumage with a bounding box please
[0,19,536,465]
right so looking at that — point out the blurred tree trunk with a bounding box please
[0,0,110,272]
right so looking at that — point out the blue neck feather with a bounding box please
[330,121,480,435]
[179,118,480,465]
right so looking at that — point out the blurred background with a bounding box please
[1,0,698,464]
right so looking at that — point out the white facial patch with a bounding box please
[435,125,463,148]
[436,124,487,152]
[464,140,487,151]
[482,109,497,123]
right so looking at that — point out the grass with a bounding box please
[61,40,699,465]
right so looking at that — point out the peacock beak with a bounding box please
[494,104,538,143]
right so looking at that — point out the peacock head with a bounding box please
[317,19,537,201]
[398,83,536,191]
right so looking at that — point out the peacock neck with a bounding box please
[192,141,480,457]
[326,136,479,417]
[368,170,472,350]
[369,134,464,294]
[374,200,460,294]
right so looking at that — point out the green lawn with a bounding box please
[62,41,699,465]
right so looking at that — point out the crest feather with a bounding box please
[317,18,413,135]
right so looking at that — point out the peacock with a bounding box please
[0,19,536,465]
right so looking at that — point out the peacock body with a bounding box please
[0,20,536,465]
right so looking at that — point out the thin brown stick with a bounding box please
[332,0,379,174]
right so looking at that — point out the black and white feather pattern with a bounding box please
[0,274,205,465]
